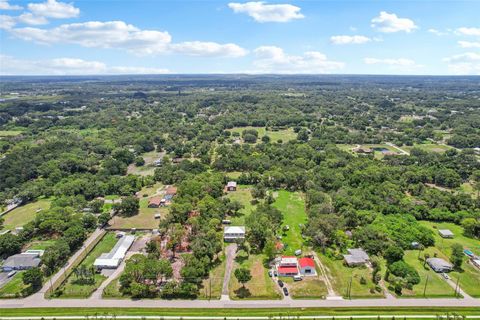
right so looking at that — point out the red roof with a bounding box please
[298,257,315,268]
[278,266,298,274]
[148,197,162,206]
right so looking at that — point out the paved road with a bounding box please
[39,228,106,294]
[221,243,237,297]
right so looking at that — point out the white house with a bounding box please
[94,235,135,269]
[223,226,245,242]
[427,257,453,273]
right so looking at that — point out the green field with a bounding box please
[199,253,226,300]
[272,190,307,255]
[419,221,480,297]
[0,271,28,298]
[398,250,456,298]
[229,254,282,300]
[282,276,328,299]
[320,254,383,299]
[56,232,118,298]
[1,199,51,231]
[227,126,297,143]
[402,143,453,154]
[109,197,167,229]
[226,185,255,225]
[0,130,23,137]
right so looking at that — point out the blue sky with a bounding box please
[1,0,480,75]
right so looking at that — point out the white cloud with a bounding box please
[0,0,22,10]
[250,46,344,73]
[458,41,480,48]
[0,55,170,75]
[228,1,304,23]
[0,14,16,29]
[428,28,449,36]
[443,52,480,75]
[456,27,480,36]
[9,20,247,57]
[364,57,417,66]
[330,35,372,45]
[27,0,79,19]
[371,11,417,33]
[170,41,248,57]
[18,12,48,25]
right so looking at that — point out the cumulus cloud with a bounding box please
[371,11,417,33]
[330,35,372,45]
[0,55,170,75]
[27,0,79,19]
[428,28,450,36]
[443,52,480,75]
[18,12,49,25]
[456,27,480,36]
[0,0,22,10]
[364,57,417,66]
[250,46,344,73]
[0,14,16,29]
[228,1,304,23]
[9,20,247,57]
[458,41,480,48]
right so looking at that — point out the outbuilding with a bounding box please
[343,248,369,267]
[298,257,316,276]
[226,181,237,191]
[148,197,162,208]
[94,235,135,270]
[438,229,454,238]
[427,257,453,273]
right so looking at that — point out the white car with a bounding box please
[7,271,17,278]
[442,273,450,280]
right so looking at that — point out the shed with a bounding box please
[148,197,162,208]
[298,257,316,276]
[438,229,454,238]
[427,258,453,273]
[226,181,237,191]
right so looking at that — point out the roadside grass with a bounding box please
[418,221,480,297]
[320,254,383,299]
[227,126,297,143]
[229,254,282,300]
[282,277,328,299]
[199,253,226,300]
[0,271,28,298]
[3,307,480,317]
[272,190,307,255]
[109,197,167,229]
[1,199,51,231]
[56,232,118,298]
[396,250,456,298]
[226,185,255,225]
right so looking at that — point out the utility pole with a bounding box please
[423,275,429,297]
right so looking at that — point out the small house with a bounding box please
[298,257,316,276]
[438,229,454,238]
[277,256,299,276]
[226,181,237,191]
[223,226,245,242]
[343,248,369,267]
[165,186,177,197]
[2,253,41,272]
[94,235,135,270]
[148,197,162,208]
[427,257,453,273]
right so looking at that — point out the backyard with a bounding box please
[1,199,51,231]
[227,126,297,143]
[55,232,118,298]
[226,185,255,225]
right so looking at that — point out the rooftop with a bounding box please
[2,253,41,269]
[298,257,315,268]
[224,226,245,234]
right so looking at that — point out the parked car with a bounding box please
[293,275,303,281]
[273,270,278,277]
[278,280,284,287]
[442,273,450,280]
[268,270,273,277]
[283,287,289,296]
[7,271,16,278]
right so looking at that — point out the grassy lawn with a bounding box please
[2,307,480,317]
[320,254,383,299]
[226,185,255,225]
[418,221,480,297]
[402,143,453,154]
[397,250,456,298]
[25,239,57,250]
[199,253,226,300]
[0,271,29,298]
[1,199,51,231]
[136,182,164,198]
[229,254,282,300]
[56,232,118,298]
[282,277,328,299]
[272,190,307,255]
[102,276,123,298]
[227,126,297,143]
[109,197,167,229]
[460,182,478,198]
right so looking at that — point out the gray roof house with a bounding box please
[343,248,369,266]
[2,253,41,272]
[427,257,453,273]
[438,229,454,238]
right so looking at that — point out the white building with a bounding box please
[223,226,245,242]
[94,235,135,269]
[438,229,454,238]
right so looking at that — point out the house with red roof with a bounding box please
[298,257,316,276]
[276,256,299,277]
